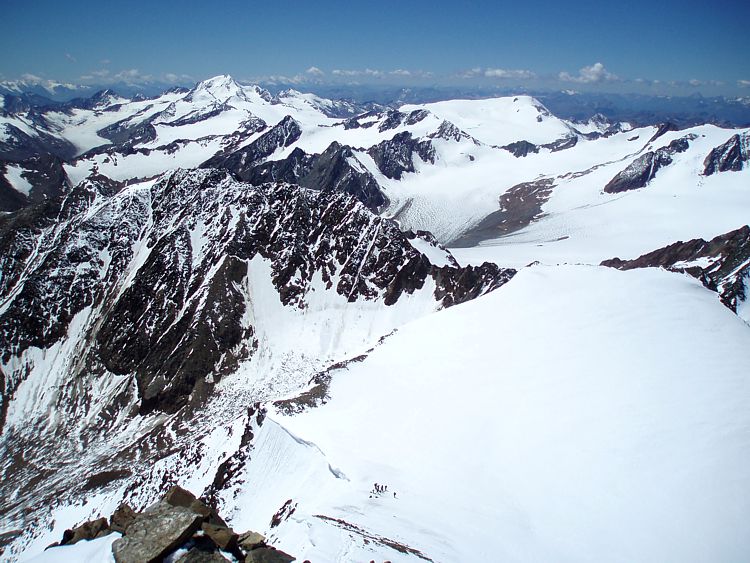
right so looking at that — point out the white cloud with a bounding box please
[459,67,483,78]
[332,68,384,78]
[559,62,618,84]
[457,67,534,80]
[390,69,412,76]
[65,53,77,63]
[305,66,325,77]
[112,68,153,83]
[689,79,703,86]
[20,73,43,83]
[738,80,750,88]
[164,72,193,83]
[484,68,536,79]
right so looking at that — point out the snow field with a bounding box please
[228,266,750,562]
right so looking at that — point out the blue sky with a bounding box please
[2,0,749,94]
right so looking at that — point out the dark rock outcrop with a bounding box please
[238,531,266,552]
[450,178,556,247]
[177,547,231,562]
[236,141,386,212]
[604,135,694,193]
[245,547,296,562]
[0,122,76,161]
[542,135,578,152]
[60,518,111,546]
[202,115,301,173]
[368,132,435,179]
[378,109,407,132]
[501,140,539,158]
[703,132,750,176]
[0,168,514,417]
[111,505,139,534]
[647,122,680,144]
[602,225,750,315]
[428,120,478,144]
[43,486,290,563]
[0,153,72,211]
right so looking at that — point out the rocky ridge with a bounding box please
[602,225,750,320]
[703,131,750,175]
[604,135,695,193]
[0,167,514,559]
[40,486,295,563]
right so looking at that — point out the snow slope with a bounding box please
[402,95,575,146]
[4,164,33,196]
[223,265,750,563]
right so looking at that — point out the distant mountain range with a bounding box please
[3,76,750,127]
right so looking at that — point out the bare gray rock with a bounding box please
[111,502,203,563]
[703,132,750,175]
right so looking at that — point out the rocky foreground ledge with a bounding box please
[43,486,296,563]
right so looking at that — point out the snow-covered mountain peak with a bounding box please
[87,89,130,110]
[401,95,575,146]
[187,74,267,105]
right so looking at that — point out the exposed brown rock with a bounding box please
[245,546,296,563]
[110,504,139,534]
[60,517,110,546]
[202,522,238,551]
[237,530,266,551]
[177,547,231,562]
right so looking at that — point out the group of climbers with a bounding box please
[370,482,396,498]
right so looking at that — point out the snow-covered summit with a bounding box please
[402,95,575,146]
[186,74,268,105]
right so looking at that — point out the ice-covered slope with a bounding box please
[225,265,750,562]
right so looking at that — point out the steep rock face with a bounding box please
[98,118,159,149]
[201,116,301,173]
[0,154,71,211]
[367,131,435,180]
[703,132,750,175]
[297,142,386,210]
[0,167,514,417]
[601,225,750,318]
[0,121,75,161]
[0,169,515,559]
[0,169,27,211]
[604,135,694,193]
[647,122,680,144]
[428,120,478,144]
[232,142,387,212]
